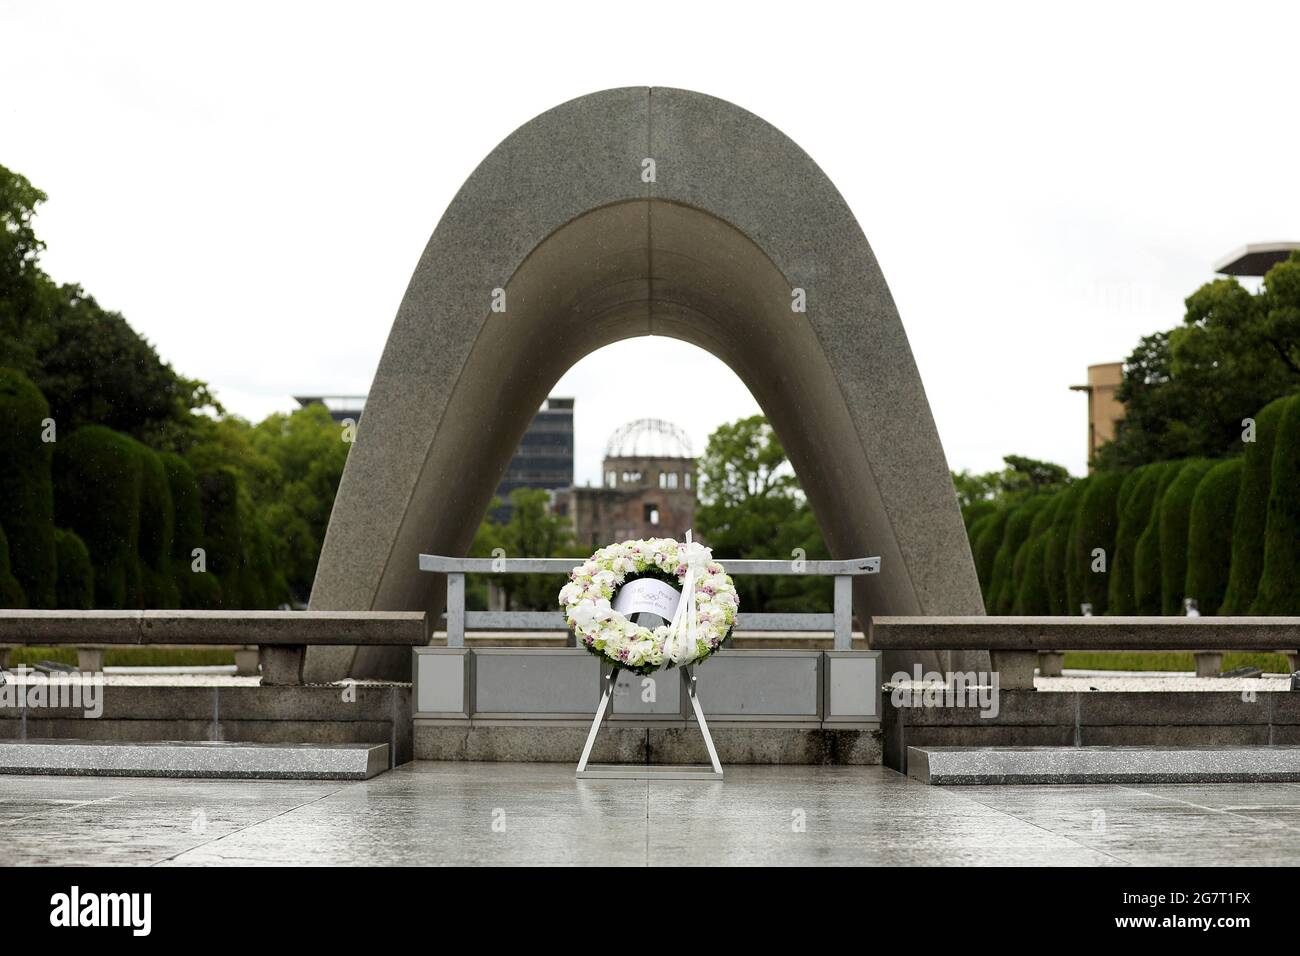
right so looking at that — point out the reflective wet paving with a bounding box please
[3,762,1299,865]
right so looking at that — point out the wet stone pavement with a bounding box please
[3,762,1300,865]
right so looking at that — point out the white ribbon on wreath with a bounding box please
[663,529,712,664]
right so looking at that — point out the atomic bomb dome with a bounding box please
[604,418,693,460]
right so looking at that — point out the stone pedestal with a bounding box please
[1038,651,1065,678]
[234,647,260,677]
[76,648,105,673]
[259,646,305,686]
[990,650,1037,690]
[1193,651,1223,678]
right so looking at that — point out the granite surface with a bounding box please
[0,739,389,780]
[910,745,1300,785]
[5,761,1300,865]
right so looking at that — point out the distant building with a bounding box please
[493,397,575,521]
[294,395,366,423]
[555,419,697,547]
[1070,362,1124,469]
[1065,243,1300,468]
[1214,241,1300,277]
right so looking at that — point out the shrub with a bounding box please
[0,522,28,607]
[1253,396,1300,613]
[1109,464,1164,615]
[1045,480,1087,614]
[134,440,178,608]
[196,465,244,607]
[990,497,1049,613]
[0,368,56,607]
[1013,494,1061,614]
[1133,461,1186,614]
[1185,458,1243,615]
[962,500,997,531]
[970,509,1009,602]
[161,452,210,608]
[52,425,142,608]
[53,528,94,609]
[1074,471,1126,614]
[1158,459,1214,614]
[1221,397,1289,613]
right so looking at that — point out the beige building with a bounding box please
[1070,362,1125,468]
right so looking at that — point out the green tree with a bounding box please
[1044,480,1086,614]
[0,522,26,607]
[989,497,1048,613]
[478,487,574,611]
[53,426,142,608]
[0,367,56,607]
[1221,397,1289,613]
[1133,461,1186,614]
[134,440,178,608]
[970,509,1010,602]
[1013,493,1061,614]
[247,404,351,602]
[1074,471,1125,614]
[694,415,831,612]
[1109,464,1163,614]
[1157,459,1214,615]
[53,528,94,609]
[1097,253,1300,468]
[952,455,1071,510]
[1185,458,1243,615]
[1253,395,1300,613]
[0,165,55,376]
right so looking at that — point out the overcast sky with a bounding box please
[5,1,1297,485]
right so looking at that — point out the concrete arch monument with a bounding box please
[306,87,983,681]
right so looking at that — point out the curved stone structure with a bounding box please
[307,87,984,681]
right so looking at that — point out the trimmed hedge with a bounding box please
[0,368,57,607]
[1109,464,1163,615]
[134,440,178,609]
[0,522,28,607]
[970,508,1010,602]
[197,465,244,608]
[1221,396,1289,613]
[1185,458,1243,614]
[987,502,1050,613]
[1253,395,1300,614]
[161,452,217,609]
[1158,459,1214,615]
[990,497,1049,613]
[1013,494,1061,615]
[53,527,94,609]
[962,500,997,531]
[53,425,142,608]
[1045,480,1086,614]
[1074,471,1126,614]
[1133,461,1185,615]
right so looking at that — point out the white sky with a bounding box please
[4,0,1297,485]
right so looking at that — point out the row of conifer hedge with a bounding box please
[0,367,283,609]
[966,394,1300,615]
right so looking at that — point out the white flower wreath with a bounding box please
[559,534,739,674]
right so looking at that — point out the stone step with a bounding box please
[0,739,389,780]
[908,745,1300,785]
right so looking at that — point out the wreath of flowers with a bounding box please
[559,537,739,675]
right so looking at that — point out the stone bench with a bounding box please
[869,616,1300,689]
[0,611,430,685]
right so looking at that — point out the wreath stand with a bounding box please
[576,663,723,780]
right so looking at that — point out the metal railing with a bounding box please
[418,554,881,651]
